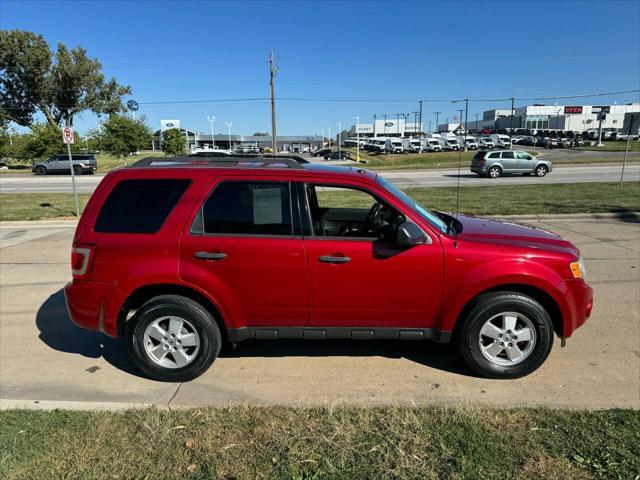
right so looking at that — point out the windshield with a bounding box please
[376,176,448,234]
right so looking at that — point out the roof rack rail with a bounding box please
[130,155,307,169]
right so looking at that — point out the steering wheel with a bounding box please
[361,202,382,234]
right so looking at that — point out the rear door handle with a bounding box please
[194,251,227,260]
[319,254,351,264]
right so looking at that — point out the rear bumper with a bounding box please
[562,279,593,339]
[64,280,127,338]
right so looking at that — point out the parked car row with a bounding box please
[346,133,512,154]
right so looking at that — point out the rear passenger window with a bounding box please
[94,179,190,233]
[487,152,500,159]
[501,151,515,159]
[202,181,292,236]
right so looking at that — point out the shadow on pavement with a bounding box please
[36,289,473,378]
[35,289,142,377]
[222,339,473,377]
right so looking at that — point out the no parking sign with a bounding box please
[62,126,74,144]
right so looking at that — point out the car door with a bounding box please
[300,181,443,329]
[516,151,535,172]
[500,151,518,172]
[180,177,308,327]
[46,156,62,172]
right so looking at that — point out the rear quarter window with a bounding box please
[94,179,190,233]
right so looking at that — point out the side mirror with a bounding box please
[395,221,426,248]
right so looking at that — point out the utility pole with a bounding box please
[207,115,215,149]
[337,122,341,158]
[396,113,402,136]
[327,127,331,148]
[418,100,423,136]
[434,112,441,133]
[269,50,278,154]
[509,97,515,141]
[383,114,388,136]
[373,114,377,137]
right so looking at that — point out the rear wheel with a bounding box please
[457,292,554,379]
[488,166,502,178]
[126,295,221,382]
[535,165,548,177]
[35,166,47,175]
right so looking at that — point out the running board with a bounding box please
[227,327,451,343]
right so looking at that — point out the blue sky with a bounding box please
[2,0,639,135]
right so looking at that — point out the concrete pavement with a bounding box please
[1,216,638,410]
[1,162,639,193]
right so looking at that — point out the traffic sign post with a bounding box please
[62,124,80,217]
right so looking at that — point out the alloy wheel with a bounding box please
[143,316,200,369]
[478,312,536,366]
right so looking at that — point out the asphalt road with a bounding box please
[1,162,639,193]
[1,216,638,409]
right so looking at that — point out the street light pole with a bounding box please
[373,114,377,137]
[354,116,360,163]
[434,112,441,133]
[207,115,216,149]
[225,122,232,151]
[327,127,331,149]
[337,122,341,159]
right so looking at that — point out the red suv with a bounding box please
[65,156,593,382]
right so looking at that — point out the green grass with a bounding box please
[575,140,640,152]
[0,406,638,480]
[318,182,640,216]
[0,193,91,221]
[1,182,638,222]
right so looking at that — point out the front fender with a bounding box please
[438,258,571,333]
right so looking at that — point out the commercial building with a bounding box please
[349,118,422,137]
[494,103,640,132]
[154,128,322,152]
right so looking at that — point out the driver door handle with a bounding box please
[194,251,227,260]
[319,254,351,264]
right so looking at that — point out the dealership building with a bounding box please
[439,103,640,133]
[348,117,422,137]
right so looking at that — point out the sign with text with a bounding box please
[591,106,610,114]
[62,126,74,144]
[564,106,583,114]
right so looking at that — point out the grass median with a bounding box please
[1,406,638,479]
[1,182,639,222]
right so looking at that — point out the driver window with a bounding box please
[305,184,403,239]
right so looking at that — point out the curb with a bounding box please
[0,398,153,411]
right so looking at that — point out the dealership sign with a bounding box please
[564,106,583,114]
[591,106,611,114]
[160,119,180,132]
[384,122,394,127]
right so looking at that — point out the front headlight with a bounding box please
[570,256,586,279]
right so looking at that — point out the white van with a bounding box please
[463,136,478,150]
[420,138,442,152]
[490,134,512,149]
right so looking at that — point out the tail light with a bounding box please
[477,159,486,165]
[71,243,95,279]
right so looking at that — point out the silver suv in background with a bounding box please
[32,154,97,175]
[470,150,552,178]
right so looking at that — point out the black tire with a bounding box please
[35,166,47,175]
[73,165,83,175]
[535,165,548,177]
[488,165,502,178]
[457,292,554,379]
[126,295,222,382]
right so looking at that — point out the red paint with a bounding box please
[65,165,593,341]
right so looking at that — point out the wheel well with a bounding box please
[452,284,563,340]
[118,284,227,339]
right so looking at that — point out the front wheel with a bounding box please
[535,165,548,177]
[34,166,47,175]
[126,295,221,382]
[457,292,554,379]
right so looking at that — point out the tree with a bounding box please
[0,30,131,128]
[96,115,152,158]
[252,132,269,136]
[162,128,186,156]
